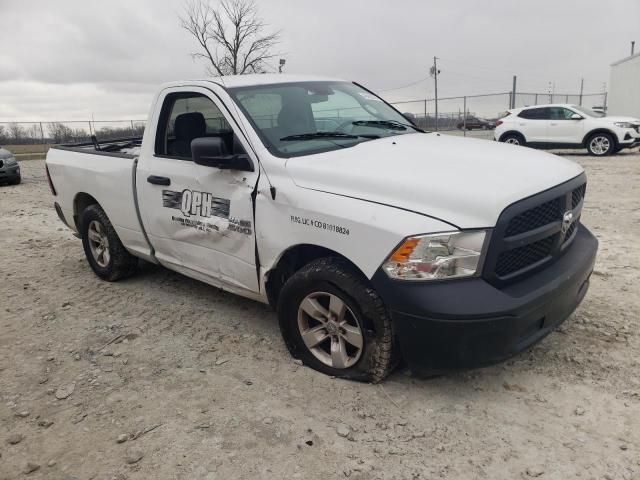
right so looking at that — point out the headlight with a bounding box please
[614,122,636,129]
[382,230,487,281]
[5,156,17,165]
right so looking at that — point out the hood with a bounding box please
[285,133,584,228]
[0,147,13,159]
[603,116,640,124]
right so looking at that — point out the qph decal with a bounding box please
[162,189,252,236]
[162,189,230,219]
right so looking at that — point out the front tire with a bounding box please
[278,257,396,383]
[586,132,614,156]
[80,204,138,281]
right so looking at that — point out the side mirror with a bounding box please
[191,137,254,172]
[402,112,416,122]
[570,113,583,120]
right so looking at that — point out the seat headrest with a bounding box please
[175,112,206,141]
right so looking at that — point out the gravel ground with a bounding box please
[1,153,639,480]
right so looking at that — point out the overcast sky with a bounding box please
[0,0,638,121]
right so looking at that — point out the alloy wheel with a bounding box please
[87,220,110,268]
[297,291,364,369]
[589,135,610,155]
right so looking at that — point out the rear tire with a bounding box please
[80,204,138,281]
[586,132,614,156]
[500,132,526,146]
[277,257,396,383]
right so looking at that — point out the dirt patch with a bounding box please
[1,154,639,479]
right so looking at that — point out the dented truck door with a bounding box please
[136,86,260,295]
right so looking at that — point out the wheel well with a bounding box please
[73,192,100,231]
[499,130,526,142]
[264,244,364,308]
[583,129,618,148]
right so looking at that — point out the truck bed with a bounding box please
[46,138,152,260]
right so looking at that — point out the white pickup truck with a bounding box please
[46,74,598,382]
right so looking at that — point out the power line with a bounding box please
[438,57,606,90]
[375,75,431,92]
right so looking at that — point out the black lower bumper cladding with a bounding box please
[0,171,20,182]
[371,225,598,375]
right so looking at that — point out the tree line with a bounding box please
[0,123,145,145]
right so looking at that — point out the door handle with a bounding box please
[550,123,558,126]
[147,175,171,186]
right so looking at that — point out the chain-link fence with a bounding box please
[389,91,608,132]
[0,90,608,158]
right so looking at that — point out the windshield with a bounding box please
[227,81,419,157]
[571,105,604,118]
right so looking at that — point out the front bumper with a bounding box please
[619,140,640,149]
[618,130,640,149]
[371,225,598,375]
[0,166,20,182]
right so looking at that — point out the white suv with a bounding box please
[494,104,640,156]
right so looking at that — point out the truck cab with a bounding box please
[46,74,598,381]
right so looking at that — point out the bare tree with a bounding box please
[48,123,74,144]
[180,0,280,76]
[26,124,41,142]
[0,125,6,143]
[8,122,24,142]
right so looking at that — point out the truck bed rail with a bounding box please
[53,136,143,159]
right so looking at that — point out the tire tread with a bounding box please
[81,204,138,281]
[278,257,396,383]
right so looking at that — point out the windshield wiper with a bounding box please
[351,120,422,131]
[280,131,377,141]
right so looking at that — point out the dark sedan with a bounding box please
[456,117,495,130]
[0,147,21,185]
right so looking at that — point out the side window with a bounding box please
[548,107,574,120]
[518,109,536,119]
[156,93,236,159]
[519,108,550,120]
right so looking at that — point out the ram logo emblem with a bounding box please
[561,211,573,234]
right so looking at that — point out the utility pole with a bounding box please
[579,78,584,106]
[511,75,517,108]
[431,56,440,131]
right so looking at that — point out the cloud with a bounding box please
[0,0,637,120]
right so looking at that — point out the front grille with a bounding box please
[505,198,561,236]
[495,235,557,277]
[483,176,587,286]
[571,184,586,208]
[0,159,4,169]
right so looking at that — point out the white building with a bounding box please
[608,51,640,117]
